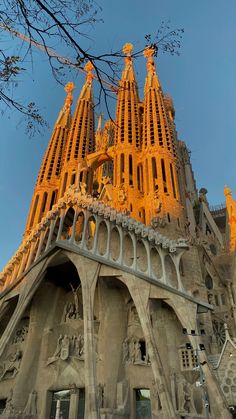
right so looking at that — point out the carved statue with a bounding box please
[0,349,22,380]
[60,335,70,360]
[123,338,129,363]
[70,283,81,319]
[128,339,136,364]
[80,182,87,195]
[176,374,196,413]
[47,334,85,364]
[64,301,76,321]
[128,305,140,325]
[97,383,104,408]
[134,340,142,363]
[23,390,37,415]
[118,185,127,204]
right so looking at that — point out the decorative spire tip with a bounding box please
[123,43,134,56]
[64,81,75,108]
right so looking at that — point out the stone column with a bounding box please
[67,253,100,419]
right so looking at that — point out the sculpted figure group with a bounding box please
[47,334,85,364]
[123,337,150,365]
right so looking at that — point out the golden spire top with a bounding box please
[84,61,94,84]
[64,81,75,108]
[123,43,134,56]
[122,43,134,68]
[144,47,156,73]
[224,185,232,197]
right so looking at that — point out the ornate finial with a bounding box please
[123,43,134,56]
[64,82,75,108]
[84,61,94,84]
[144,47,156,73]
[224,185,232,197]
[143,47,155,59]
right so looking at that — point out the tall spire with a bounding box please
[111,43,142,217]
[24,82,74,236]
[59,62,95,196]
[140,47,185,231]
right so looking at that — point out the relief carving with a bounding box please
[63,283,82,322]
[47,334,85,365]
[122,337,150,366]
[0,349,22,381]
[12,325,29,344]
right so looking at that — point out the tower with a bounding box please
[111,43,141,217]
[140,47,185,230]
[59,62,95,198]
[24,82,74,236]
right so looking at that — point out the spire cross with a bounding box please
[84,61,94,84]
[64,81,75,108]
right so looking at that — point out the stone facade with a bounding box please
[0,45,236,418]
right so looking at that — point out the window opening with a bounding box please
[152,157,158,191]
[161,159,167,193]
[170,163,176,198]
[129,155,133,185]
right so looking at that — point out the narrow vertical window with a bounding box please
[29,194,39,227]
[71,172,76,185]
[120,154,125,184]
[170,163,176,198]
[152,157,158,191]
[161,159,167,193]
[145,159,149,193]
[49,190,57,210]
[129,155,133,185]
[41,192,48,215]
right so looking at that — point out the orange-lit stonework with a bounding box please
[0,45,235,419]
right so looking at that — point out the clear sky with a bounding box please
[1,0,236,270]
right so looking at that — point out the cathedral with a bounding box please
[1,43,236,419]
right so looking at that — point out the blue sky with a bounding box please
[1,0,236,270]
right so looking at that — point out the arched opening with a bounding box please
[150,247,162,279]
[49,190,57,210]
[165,255,178,288]
[71,172,76,185]
[136,240,148,272]
[75,212,85,243]
[123,234,134,267]
[85,216,96,250]
[60,208,75,240]
[97,221,108,256]
[0,295,19,339]
[110,228,121,261]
